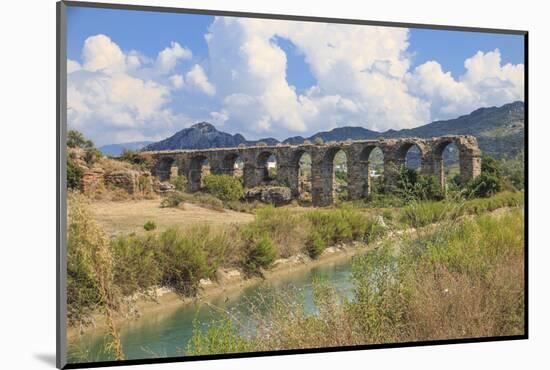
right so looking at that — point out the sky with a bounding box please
[66,6,525,146]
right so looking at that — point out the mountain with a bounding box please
[99,141,154,156]
[284,101,525,158]
[142,122,280,151]
[140,101,524,158]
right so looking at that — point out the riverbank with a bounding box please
[67,239,371,341]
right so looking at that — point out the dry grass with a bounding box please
[187,208,525,355]
[89,199,254,237]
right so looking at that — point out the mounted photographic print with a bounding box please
[56,1,528,368]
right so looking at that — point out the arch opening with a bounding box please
[223,153,244,179]
[188,155,210,191]
[156,157,176,182]
[257,151,278,184]
[359,146,384,196]
[326,148,348,202]
[435,141,460,189]
[297,151,312,203]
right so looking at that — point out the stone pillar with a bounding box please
[459,154,481,185]
[242,162,258,188]
[347,160,369,200]
[311,149,332,207]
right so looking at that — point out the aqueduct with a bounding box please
[143,135,481,206]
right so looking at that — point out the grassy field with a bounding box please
[90,199,254,236]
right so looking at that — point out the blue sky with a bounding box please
[66,6,525,145]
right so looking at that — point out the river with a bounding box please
[68,255,357,363]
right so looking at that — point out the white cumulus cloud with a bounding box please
[67,34,196,145]
[185,64,216,96]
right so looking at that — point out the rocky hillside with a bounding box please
[142,122,278,151]
[113,101,523,158]
[287,101,524,158]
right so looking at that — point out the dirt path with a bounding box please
[90,199,254,236]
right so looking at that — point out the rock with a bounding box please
[245,186,292,206]
[81,168,104,193]
[215,268,242,285]
[375,215,388,228]
[199,278,214,288]
[154,180,175,193]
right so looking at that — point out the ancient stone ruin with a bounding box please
[143,135,481,206]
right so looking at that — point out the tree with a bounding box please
[67,130,94,149]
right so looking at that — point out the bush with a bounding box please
[396,167,444,202]
[203,174,244,201]
[67,158,83,190]
[156,226,230,295]
[84,147,102,165]
[307,231,327,258]
[247,235,277,271]
[160,192,186,208]
[119,150,155,171]
[467,173,502,198]
[169,175,187,191]
[313,137,324,145]
[143,221,156,231]
[111,234,161,296]
[67,130,94,149]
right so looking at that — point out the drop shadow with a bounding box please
[34,353,57,367]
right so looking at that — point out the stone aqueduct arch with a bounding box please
[146,135,481,206]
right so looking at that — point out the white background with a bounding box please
[0,0,547,369]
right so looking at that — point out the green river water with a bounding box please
[68,256,357,363]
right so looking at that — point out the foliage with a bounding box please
[246,235,278,272]
[68,130,94,149]
[169,175,187,191]
[119,149,155,171]
[313,137,324,145]
[467,173,502,198]
[155,226,231,295]
[67,193,124,360]
[67,157,83,190]
[143,221,156,231]
[500,151,524,190]
[187,317,253,355]
[84,147,103,165]
[187,208,524,353]
[203,174,244,201]
[111,234,160,296]
[395,167,444,202]
[160,192,186,208]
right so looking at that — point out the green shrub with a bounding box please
[156,226,230,295]
[247,235,277,271]
[307,231,327,258]
[111,234,161,296]
[160,192,186,208]
[84,147,102,165]
[119,149,155,171]
[67,157,83,190]
[467,173,502,198]
[143,221,156,231]
[67,130,94,149]
[169,175,187,191]
[203,174,244,201]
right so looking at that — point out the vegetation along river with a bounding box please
[68,255,357,363]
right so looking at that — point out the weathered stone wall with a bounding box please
[143,135,481,206]
[81,168,104,193]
